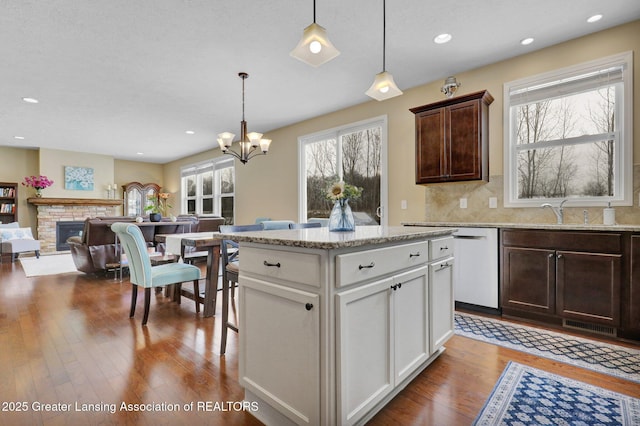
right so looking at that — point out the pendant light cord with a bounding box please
[382,0,386,72]
[313,0,316,23]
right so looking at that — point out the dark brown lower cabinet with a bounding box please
[556,250,621,326]
[501,229,624,333]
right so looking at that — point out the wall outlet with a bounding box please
[401,200,407,210]
[459,198,468,209]
[489,197,498,208]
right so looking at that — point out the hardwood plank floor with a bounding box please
[1,256,639,425]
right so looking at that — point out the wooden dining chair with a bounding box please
[111,223,202,325]
[218,223,264,355]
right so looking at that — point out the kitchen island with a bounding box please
[216,226,456,426]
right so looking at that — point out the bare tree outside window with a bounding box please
[515,86,617,201]
[304,125,382,224]
[505,53,630,207]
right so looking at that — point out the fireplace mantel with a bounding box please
[28,197,122,206]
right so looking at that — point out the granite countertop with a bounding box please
[217,225,455,250]
[403,221,640,232]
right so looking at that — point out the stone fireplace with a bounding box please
[28,198,122,254]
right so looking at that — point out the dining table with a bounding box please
[155,232,221,317]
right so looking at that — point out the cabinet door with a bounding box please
[502,247,556,314]
[629,236,640,333]
[393,266,430,383]
[337,278,393,426]
[415,108,446,183]
[429,258,454,353]
[556,250,621,326]
[447,100,482,181]
[239,276,320,425]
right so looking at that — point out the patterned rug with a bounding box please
[473,362,640,425]
[455,312,640,384]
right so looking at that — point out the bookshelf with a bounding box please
[0,182,18,224]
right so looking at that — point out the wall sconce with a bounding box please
[441,76,461,98]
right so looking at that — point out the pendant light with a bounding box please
[217,73,272,164]
[290,0,340,67]
[365,0,403,101]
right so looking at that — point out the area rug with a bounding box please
[455,312,640,384]
[473,362,640,425]
[19,253,79,277]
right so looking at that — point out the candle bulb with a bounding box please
[107,184,112,191]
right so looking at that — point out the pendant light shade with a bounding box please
[366,0,403,101]
[365,71,403,101]
[290,1,340,67]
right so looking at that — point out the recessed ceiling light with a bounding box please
[587,14,603,23]
[22,97,39,104]
[185,130,195,135]
[136,152,144,155]
[520,37,535,46]
[13,136,25,140]
[433,33,452,44]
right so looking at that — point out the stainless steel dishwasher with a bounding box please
[452,227,499,311]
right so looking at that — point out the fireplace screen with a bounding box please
[56,221,84,251]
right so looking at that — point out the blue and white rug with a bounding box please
[473,362,640,425]
[455,312,640,384]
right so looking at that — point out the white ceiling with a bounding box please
[1,1,639,163]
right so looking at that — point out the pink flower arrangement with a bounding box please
[22,175,54,189]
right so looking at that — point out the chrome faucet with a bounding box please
[541,199,568,224]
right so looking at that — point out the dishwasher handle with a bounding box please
[453,235,486,240]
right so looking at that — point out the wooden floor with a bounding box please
[1,256,639,426]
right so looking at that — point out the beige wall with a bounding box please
[165,20,640,226]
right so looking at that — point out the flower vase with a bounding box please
[328,199,355,232]
[149,213,162,222]
[34,188,43,198]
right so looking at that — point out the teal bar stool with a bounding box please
[111,222,202,325]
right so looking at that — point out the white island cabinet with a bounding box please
[218,226,455,426]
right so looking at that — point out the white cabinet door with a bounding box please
[392,266,430,384]
[429,257,455,353]
[239,276,320,425]
[337,278,394,426]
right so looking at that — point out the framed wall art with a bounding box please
[64,166,94,191]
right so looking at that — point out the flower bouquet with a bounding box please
[22,175,54,197]
[326,181,362,232]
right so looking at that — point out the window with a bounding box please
[181,157,235,223]
[504,51,633,207]
[298,116,388,225]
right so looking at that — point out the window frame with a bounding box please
[180,157,235,219]
[297,115,388,226]
[503,51,633,207]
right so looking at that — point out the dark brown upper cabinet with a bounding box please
[410,90,493,184]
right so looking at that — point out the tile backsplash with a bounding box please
[424,165,640,225]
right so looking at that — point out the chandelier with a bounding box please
[217,72,272,164]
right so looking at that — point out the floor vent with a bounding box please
[563,319,616,337]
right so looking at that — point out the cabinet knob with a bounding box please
[390,283,403,291]
[305,303,313,311]
[263,260,281,268]
[359,262,375,270]
[557,254,563,259]
[440,262,451,269]
[548,253,554,258]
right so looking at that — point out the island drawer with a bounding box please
[241,247,322,288]
[429,236,454,260]
[336,241,429,287]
